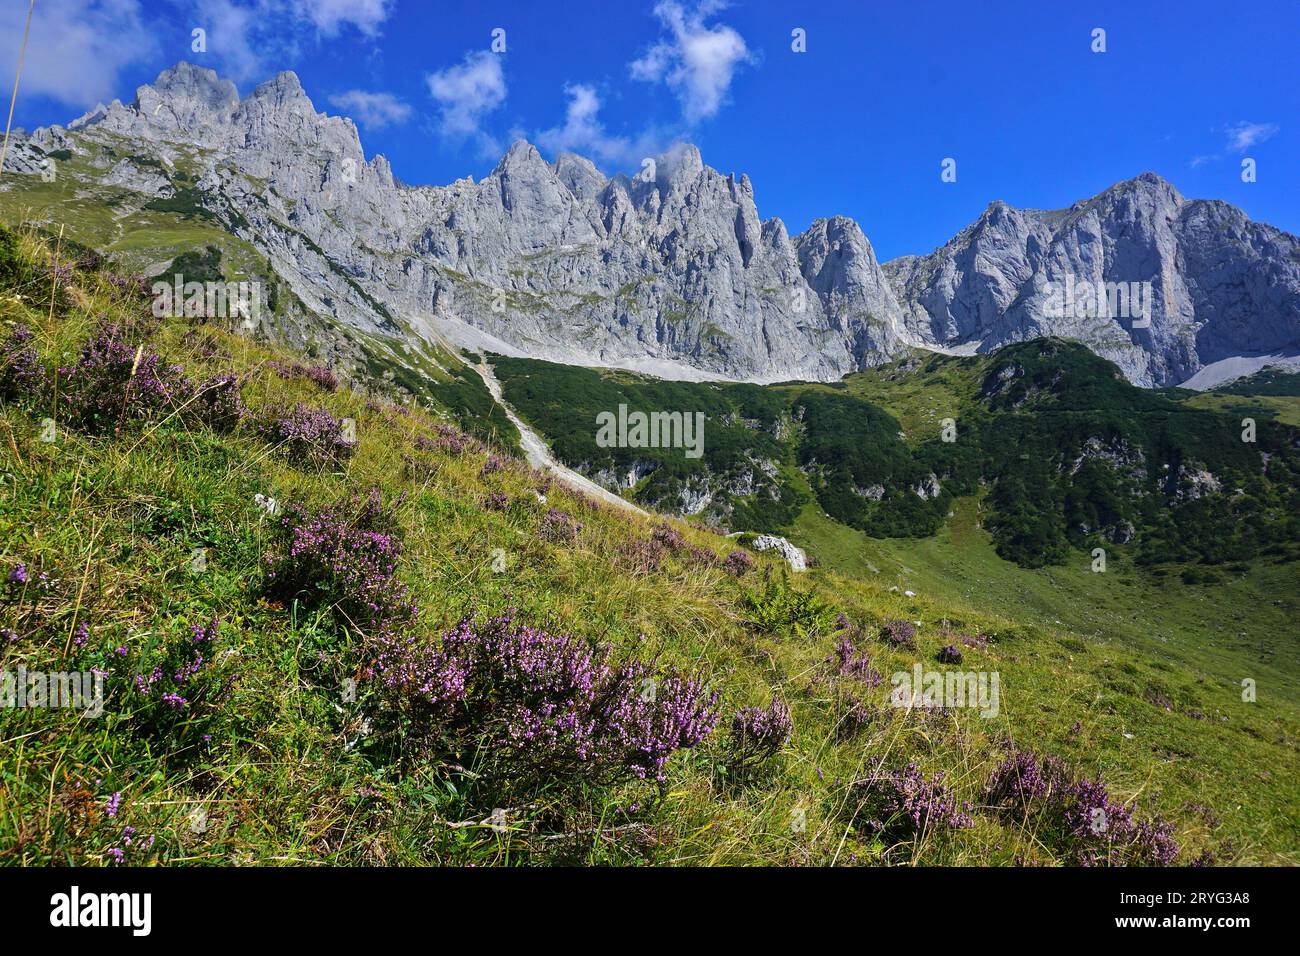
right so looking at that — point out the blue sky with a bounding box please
[3,0,1296,261]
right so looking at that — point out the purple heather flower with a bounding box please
[261,403,356,468]
[539,508,583,544]
[651,525,686,551]
[187,373,246,432]
[830,634,883,686]
[879,619,917,650]
[7,563,28,585]
[105,792,121,818]
[372,611,718,787]
[984,748,1181,866]
[852,760,974,840]
[0,324,46,399]
[729,698,793,771]
[58,321,190,433]
[723,550,755,576]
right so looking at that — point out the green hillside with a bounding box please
[495,342,1300,570]
[2,225,1296,866]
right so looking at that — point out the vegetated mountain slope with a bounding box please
[3,226,1296,865]
[4,61,1298,389]
[494,339,1300,571]
[1180,368,1300,429]
[0,155,519,452]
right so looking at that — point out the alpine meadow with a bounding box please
[0,0,1297,904]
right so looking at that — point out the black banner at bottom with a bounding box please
[0,864,1282,941]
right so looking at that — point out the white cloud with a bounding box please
[328,89,410,128]
[290,0,391,37]
[629,0,751,124]
[194,0,270,85]
[1224,121,1279,152]
[190,0,393,84]
[426,51,507,154]
[0,0,157,109]
[536,84,673,171]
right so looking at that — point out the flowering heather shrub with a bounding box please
[58,322,190,433]
[484,491,508,511]
[879,619,917,650]
[302,364,339,392]
[262,403,356,468]
[651,524,686,551]
[374,611,719,790]
[425,423,478,456]
[723,549,755,576]
[937,644,963,664]
[1,324,46,400]
[185,373,245,432]
[107,825,156,865]
[480,454,505,478]
[829,634,884,687]
[122,617,225,751]
[267,360,339,392]
[40,262,75,310]
[614,536,666,575]
[727,697,792,771]
[103,271,152,299]
[985,749,1068,809]
[984,749,1181,866]
[684,544,719,568]
[540,507,583,544]
[851,760,974,841]
[263,491,416,636]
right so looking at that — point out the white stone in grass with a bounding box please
[748,534,807,572]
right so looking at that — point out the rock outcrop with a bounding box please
[7,62,1298,388]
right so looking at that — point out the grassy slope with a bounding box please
[1,230,1295,865]
[0,153,520,454]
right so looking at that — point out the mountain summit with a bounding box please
[10,62,1300,386]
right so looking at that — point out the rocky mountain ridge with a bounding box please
[6,61,1299,388]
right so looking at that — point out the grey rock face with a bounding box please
[883,174,1300,386]
[16,62,1300,388]
[24,63,891,382]
[746,534,808,572]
